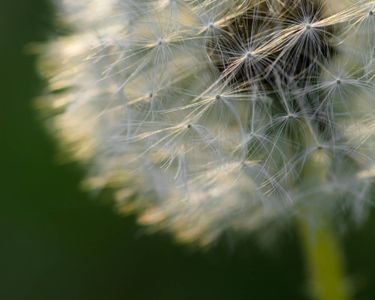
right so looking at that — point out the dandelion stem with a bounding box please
[298,218,350,300]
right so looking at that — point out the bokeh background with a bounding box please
[1,1,375,299]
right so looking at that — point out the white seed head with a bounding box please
[39,0,375,246]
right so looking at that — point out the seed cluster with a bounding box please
[40,0,375,245]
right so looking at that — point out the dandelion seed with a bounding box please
[39,3,375,297]
[40,0,375,249]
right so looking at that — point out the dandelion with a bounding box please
[39,1,375,299]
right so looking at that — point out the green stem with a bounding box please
[298,218,350,300]
[295,120,351,300]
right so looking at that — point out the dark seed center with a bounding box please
[209,0,335,89]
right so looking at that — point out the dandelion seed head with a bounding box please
[40,0,375,246]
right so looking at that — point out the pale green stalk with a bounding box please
[298,219,350,300]
[298,129,350,300]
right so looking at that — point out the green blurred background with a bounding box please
[1,1,375,299]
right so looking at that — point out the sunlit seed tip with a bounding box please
[245,51,254,60]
